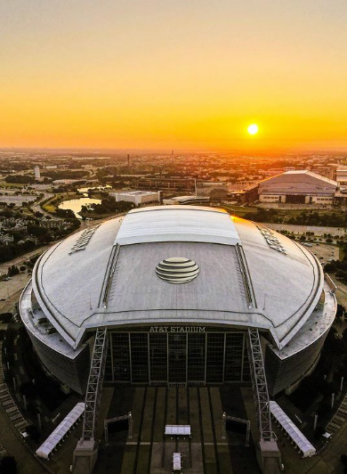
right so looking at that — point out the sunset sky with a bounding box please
[1,0,347,151]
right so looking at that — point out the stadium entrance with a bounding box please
[105,327,250,385]
[286,194,306,204]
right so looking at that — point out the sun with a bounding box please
[248,124,259,135]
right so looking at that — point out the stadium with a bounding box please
[18,205,336,472]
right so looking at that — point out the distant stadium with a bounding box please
[19,205,336,399]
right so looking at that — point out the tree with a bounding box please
[324,262,337,273]
[0,456,17,474]
[5,174,34,184]
[337,304,346,318]
[27,224,48,238]
[7,265,19,277]
[336,269,347,280]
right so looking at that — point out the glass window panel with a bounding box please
[206,333,224,383]
[150,333,167,382]
[131,333,148,383]
[225,333,243,382]
[169,333,186,383]
[112,333,130,382]
[188,333,206,382]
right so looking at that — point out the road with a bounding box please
[30,192,54,217]
[0,247,49,275]
[266,222,347,237]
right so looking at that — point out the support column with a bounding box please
[247,328,282,474]
[73,327,108,474]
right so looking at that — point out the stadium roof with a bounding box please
[115,206,240,246]
[32,206,323,350]
[258,170,337,196]
[284,170,336,185]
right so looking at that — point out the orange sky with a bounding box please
[1,1,347,151]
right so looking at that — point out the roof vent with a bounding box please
[156,257,199,284]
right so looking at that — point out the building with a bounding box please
[19,205,336,398]
[53,179,86,185]
[0,233,14,245]
[110,190,161,207]
[163,195,210,205]
[196,181,228,202]
[256,170,338,205]
[136,177,196,192]
[335,168,347,187]
[34,165,40,180]
[243,185,259,204]
[39,218,65,229]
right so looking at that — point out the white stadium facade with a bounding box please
[19,205,337,472]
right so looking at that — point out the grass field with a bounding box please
[41,192,79,214]
[0,181,24,189]
[222,204,258,217]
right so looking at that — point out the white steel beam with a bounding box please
[81,327,108,441]
[247,328,273,442]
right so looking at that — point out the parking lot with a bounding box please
[302,243,339,266]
